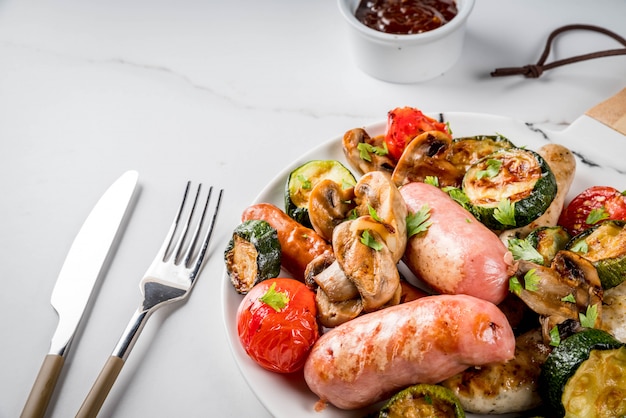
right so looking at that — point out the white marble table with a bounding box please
[1,0,624,417]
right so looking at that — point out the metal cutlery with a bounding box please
[21,170,138,418]
[76,182,223,418]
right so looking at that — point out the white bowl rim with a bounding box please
[338,0,475,43]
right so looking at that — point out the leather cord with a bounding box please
[491,24,626,78]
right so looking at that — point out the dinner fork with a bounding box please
[76,182,223,418]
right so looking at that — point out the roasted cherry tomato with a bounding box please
[384,106,451,161]
[236,278,319,373]
[558,186,626,236]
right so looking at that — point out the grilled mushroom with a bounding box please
[314,287,363,328]
[342,128,395,175]
[353,171,408,262]
[305,171,406,326]
[514,250,603,343]
[304,252,359,303]
[308,179,356,242]
[391,131,464,188]
[333,220,401,312]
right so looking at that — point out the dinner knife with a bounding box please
[21,170,139,418]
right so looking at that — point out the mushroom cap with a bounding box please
[354,171,408,262]
[308,179,355,242]
[333,220,401,312]
[392,130,464,188]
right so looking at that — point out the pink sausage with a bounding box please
[304,294,515,410]
[400,182,516,305]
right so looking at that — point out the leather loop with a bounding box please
[491,24,626,78]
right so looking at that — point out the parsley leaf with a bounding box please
[579,303,599,328]
[569,239,588,254]
[509,270,541,294]
[443,187,470,209]
[368,205,382,222]
[561,293,576,303]
[494,198,516,227]
[297,174,311,190]
[360,229,383,251]
[523,269,541,292]
[509,276,522,296]
[476,159,502,180]
[507,238,544,264]
[406,204,432,238]
[424,176,439,187]
[341,179,354,190]
[586,207,609,225]
[549,326,561,347]
[357,142,388,162]
[259,282,290,312]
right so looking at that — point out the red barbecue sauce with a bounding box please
[355,0,458,35]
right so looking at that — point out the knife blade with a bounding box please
[21,170,139,418]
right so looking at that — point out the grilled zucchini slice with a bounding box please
[448,134,515,171]
[462,148,557,230]
[540,328,625,417]
[526,226,571,266]
[379,384,465,418]
[566,220,626,289]
[285,160,356,227]
[561,346,626,417]
[225,220,281,294]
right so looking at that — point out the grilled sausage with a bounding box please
[242,203,331,281]
[303,294,515,410]
[400,182,517,305]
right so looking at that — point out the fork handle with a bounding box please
[75,356,125,418]
[21,354,65,418]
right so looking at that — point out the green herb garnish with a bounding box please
[406,204,432,238]
[368,205,383,222]
[579,303,599,328]
[508,238,544,264]
[509,276,522,295]
[549,326,561,347]
[297,174,311,190]
[360,229,383,251]
[570,240,588,254]
[424,176,439,187]
[523,269,541,292]
[357,142,388,162]
[494,198,516,226]
[476,159,502,180]
[586,207,609,225]
[259,282,290,312]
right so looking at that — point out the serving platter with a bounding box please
[221,111,626,418]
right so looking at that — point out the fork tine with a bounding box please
[157,181,192,262]
[181,185,212,267]
[172,183,202,264]
[188,187,223,277]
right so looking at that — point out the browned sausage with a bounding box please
[242,203,332,281]
[304,294,516,410]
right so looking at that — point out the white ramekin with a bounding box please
[338,0,475,83]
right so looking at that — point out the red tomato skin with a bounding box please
[236,278,319,373]
[384,106,450,161]
[558,186,626,236]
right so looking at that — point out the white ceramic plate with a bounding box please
[222,112,626,418]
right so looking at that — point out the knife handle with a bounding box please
[76,356,125,418]
[21,354,65,418]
